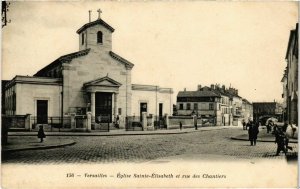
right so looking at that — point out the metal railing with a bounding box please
[91,116,109,132]
[125,116,143,131]
[31,116,71,131]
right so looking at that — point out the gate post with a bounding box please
[25,114,31,131]
[86,112,92,132]
[165,114,169,129]
[142,112,147,131]
[70,113,76,131]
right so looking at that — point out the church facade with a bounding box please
[4,14,173,129]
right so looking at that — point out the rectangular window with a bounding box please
[179,104,183,110]
[209,103,214,110]
[118,108,122,115]
[187,103,191,110]
[194,103,198,110]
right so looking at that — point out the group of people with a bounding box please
[242,119,292,156]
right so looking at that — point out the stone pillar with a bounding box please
[165,114,169,129]
[142,112,147,130]
[70,113,76,131]
[91,92,96,117]
[114,93,118,118]
[112,93,114,120]
[25,114,31,131]
[148,115,155,131]
[86,112,92,132]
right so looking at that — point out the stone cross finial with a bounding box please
[97,9,102,19]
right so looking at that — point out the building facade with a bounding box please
[3,14,173,129]
[285,23,298,125]
[176,84,252,126]
[252,102,282,123]
[281,68,288,122]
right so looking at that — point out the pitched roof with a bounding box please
[177,90,220,98]
[34,49,91,76]
[83,76,122,87]
[285,23,298,59]
[109,51,134,69]
[76,19,115,34]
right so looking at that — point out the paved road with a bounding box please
[2,127,297,164]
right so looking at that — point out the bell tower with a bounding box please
[77,9,114,54]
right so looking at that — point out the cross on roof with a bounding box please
[97,9,102,19]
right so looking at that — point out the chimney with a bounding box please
[222,85,225,91]
[184,88,186,92]
[197,85,202,91]
[211,84,215,90]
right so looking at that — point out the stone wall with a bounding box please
[62,48,132,117]
[131,88,172,116]
[15,83,61,117]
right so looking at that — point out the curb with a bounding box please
[2,141,76,153]
[230,137,298,143]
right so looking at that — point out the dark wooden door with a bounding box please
[95,92,112,123]
[37,100,48,124]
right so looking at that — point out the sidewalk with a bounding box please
[2,136,76,153]
[3,126,231,152]
[231,126,298,143]
[8,125,231,136]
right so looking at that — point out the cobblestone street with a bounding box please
[2,127,298,164]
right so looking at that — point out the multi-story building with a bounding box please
[176,84,251,126]
[177,86,222,125]
[242,98,253,122]
[285,23,298,125]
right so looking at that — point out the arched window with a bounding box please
[97,31,103,43]
[82,33,84,45]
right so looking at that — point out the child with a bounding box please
[37,125,46,143]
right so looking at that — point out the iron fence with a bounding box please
[125,116,143,131]
[153,116,167,129]
[91,116,109,132]
[31,116,71,131]
[75,115,87,129]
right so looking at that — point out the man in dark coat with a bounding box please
[248,121,259,146]
[275,127,287,155]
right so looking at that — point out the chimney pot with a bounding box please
[197,85,202,91]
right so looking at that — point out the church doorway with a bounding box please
[36,100,48,124]
[95,92,112,123]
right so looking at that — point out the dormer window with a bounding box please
[97,31,103,43]
[82,33,84,45]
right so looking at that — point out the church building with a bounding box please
[4,11,173,130]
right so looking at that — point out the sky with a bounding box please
[1,1,298,103]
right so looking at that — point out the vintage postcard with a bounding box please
[1,1,298,188]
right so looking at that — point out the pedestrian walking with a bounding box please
[37,125,46,143]
[275,127,288,156]
[248,120,259,146]
[179,121,182,130]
